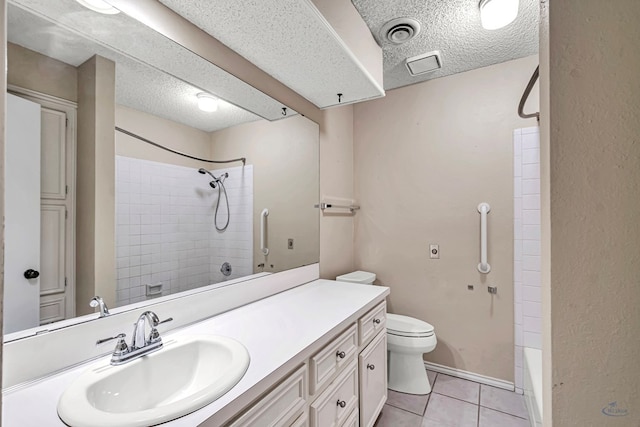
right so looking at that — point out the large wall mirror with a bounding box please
[3,0,320,339]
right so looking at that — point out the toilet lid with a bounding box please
[386,313,434,337]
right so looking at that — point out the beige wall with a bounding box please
[319,105,355,279]
[546,1,640,425]
[210,116,320,273]
[76,55,116,314]
[353,55,539,381]
[115,105,210,170]
[539,0,552,424]
[7,43,77,102]
[1,0,7,413]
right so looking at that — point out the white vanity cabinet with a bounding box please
[228,365,307,427]
[358,332,387,427]
[228,301,388,427]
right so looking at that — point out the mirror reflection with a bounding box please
[3,0,319,338]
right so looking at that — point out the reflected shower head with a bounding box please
[197,168,227,188]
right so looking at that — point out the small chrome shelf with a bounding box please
[314,202,360,212]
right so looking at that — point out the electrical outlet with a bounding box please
[429,244,439,259]
[288,238,294,250]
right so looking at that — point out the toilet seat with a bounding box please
[386,313,435,338]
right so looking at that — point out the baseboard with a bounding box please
[424,361,515,391]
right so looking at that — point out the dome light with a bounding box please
[197,93,219,112]
[479,0,519,30]
[75,0,120,15]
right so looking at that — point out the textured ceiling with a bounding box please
[350,0,539,90]
[159,0,384,108]
[7,0,298,131]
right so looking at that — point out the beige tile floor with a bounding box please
[375,371,529,427]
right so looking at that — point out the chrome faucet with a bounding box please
[90,296,110,317]
[97,311,173,365]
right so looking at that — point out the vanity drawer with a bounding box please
[290,412,309,427]
[310,324,358,394]
[230,365,307,427]
[341,408,359,427]
[310,360,358,427]
[358,302,386,346]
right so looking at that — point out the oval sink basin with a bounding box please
[57,335,250,427]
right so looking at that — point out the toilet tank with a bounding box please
[336,271,376,284]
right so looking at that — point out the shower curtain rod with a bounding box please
[115,126,246,165]
[518,65,540,121]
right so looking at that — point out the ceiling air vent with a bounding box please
[380,18,421,45]
[405,51,442,76]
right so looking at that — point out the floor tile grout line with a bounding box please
[430,391,479,406]
[477,385,482,427]
[479,404,529,420]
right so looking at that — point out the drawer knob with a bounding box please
[336,351,346,359]
[337,400,347,408]
[367,364,375,370]
[373,318,381,324]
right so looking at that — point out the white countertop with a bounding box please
[3,280,389,426]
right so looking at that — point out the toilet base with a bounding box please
[388,351,431,395]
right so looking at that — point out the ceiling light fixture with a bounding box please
[75,0,120,15]
[479,0,519,30]
[197,93,219,112]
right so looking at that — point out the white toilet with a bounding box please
[336,271,437,395]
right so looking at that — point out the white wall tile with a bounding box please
[522,225,541,240]
[522,210,540,225]
[514,198,522,220]
[522,133,540,150]
[522,194,540,210]
[523,316,542,333]
[514,128,541,381]
[116,158,253,307]
[522,255,541,272]
[514,177,522,197]
[514,240,523,262]
[522,239,541,256]
[523,332,542,349]
[522,179,540,195]
[522,164,540,179]
[522,148,540,164]
[523,285,541,303]
[523,271,541,287]
[523,301,542,318]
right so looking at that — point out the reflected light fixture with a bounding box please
[75,0,120,15]
[479,0,519,30]
[197,93,219,112]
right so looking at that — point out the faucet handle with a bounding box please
[96,333,129,356]
[149,317,173,343]
[96,333,126,346]
[158,317,173,326]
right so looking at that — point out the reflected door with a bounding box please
[4,93,41,334]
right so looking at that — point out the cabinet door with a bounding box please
[358,332,387,427]
[40,108,67,200]
[39,205,67,324]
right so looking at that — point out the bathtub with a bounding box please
[524,347,543,427]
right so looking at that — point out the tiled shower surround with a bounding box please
[513,127,541,394]
[115,156,253,307]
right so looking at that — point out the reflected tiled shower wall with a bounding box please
[115,156,253,307]
[514,127,541,394]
